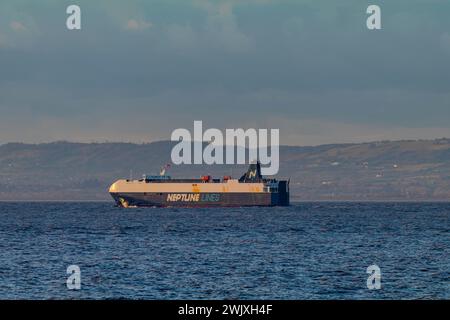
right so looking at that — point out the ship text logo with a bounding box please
[167,193,220,202]
[171,121,279,175]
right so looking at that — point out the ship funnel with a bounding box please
[239,161,262,182]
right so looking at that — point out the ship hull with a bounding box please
[110,192,289,208]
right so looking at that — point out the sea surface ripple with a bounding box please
[0,202,448,299]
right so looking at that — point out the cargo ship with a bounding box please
[109,161,289,207]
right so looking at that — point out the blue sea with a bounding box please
[0,202,448,299]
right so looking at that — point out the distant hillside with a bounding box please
[1,139,450,201]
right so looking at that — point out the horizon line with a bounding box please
[1,137,449,148]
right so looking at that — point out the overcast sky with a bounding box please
[1,0,449,145]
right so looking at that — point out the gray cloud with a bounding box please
[0,0,449,145]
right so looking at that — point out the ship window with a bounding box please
[265,187,278,192]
